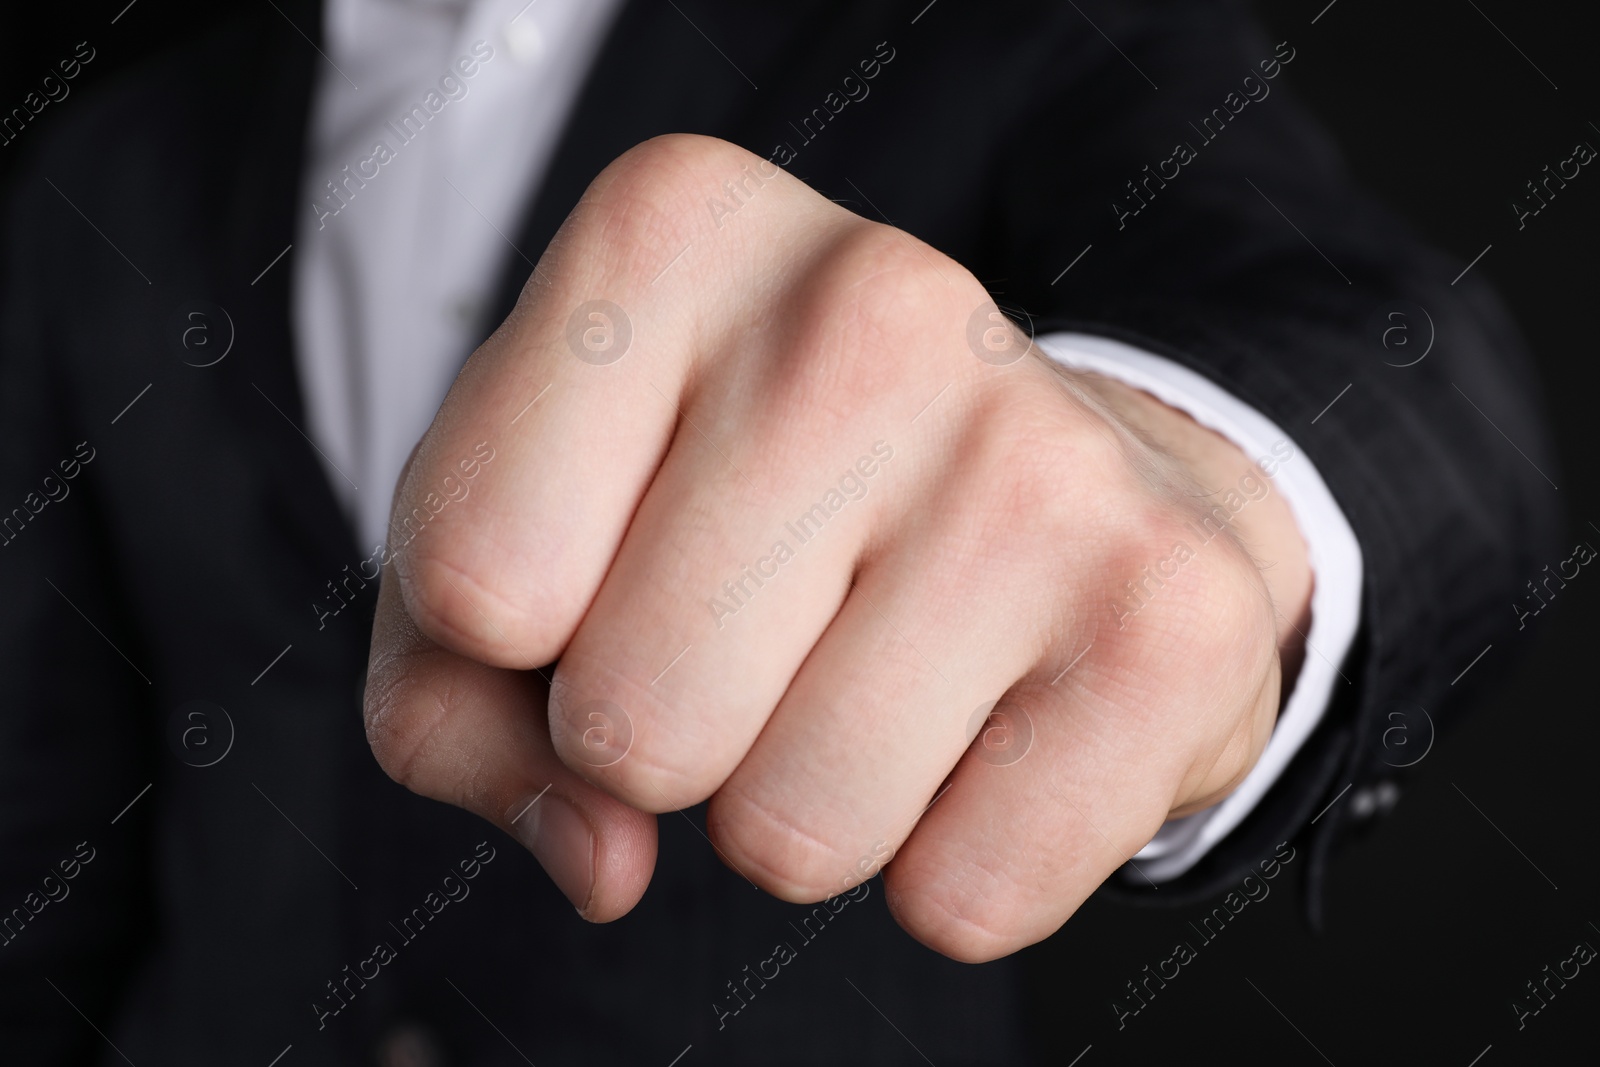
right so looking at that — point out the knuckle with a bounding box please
[955,373,1136,549]
[822,221,948,305]
[977,420,1090,539]
[572,134,753,274]
[398,549,563,667]
[782,223,978,397]
[608,132,753,191]
[1098,497,1280,752]
[706,786,860,902]
[1104,500,1264,635]
[882,863,1024,963]
[1116,505,1197,590]
[1181,550,1276,669]
[545,663,722,810]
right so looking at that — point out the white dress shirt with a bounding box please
[293,0,1362,882]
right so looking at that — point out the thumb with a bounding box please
[363,565,657,920]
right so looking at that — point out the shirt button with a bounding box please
[374,1021,447,1067]
[504,18,545,66]
[1348,780,1401,821]
[449,296,481,326]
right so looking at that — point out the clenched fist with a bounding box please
[362,134,1312,962]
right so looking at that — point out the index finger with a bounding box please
[386,134,838,670]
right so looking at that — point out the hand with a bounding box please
[362,134,1312,961]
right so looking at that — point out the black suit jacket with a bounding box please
[0,0,1561,1063]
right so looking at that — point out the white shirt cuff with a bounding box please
[1033,332,1363,883]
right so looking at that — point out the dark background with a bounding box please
[2,1,1595,1063]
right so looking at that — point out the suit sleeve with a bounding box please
[0,155,157,1060]
[987,0,1562,904]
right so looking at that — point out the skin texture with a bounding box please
[362,134,1313,963]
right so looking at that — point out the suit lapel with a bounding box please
[216,0,364,565]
